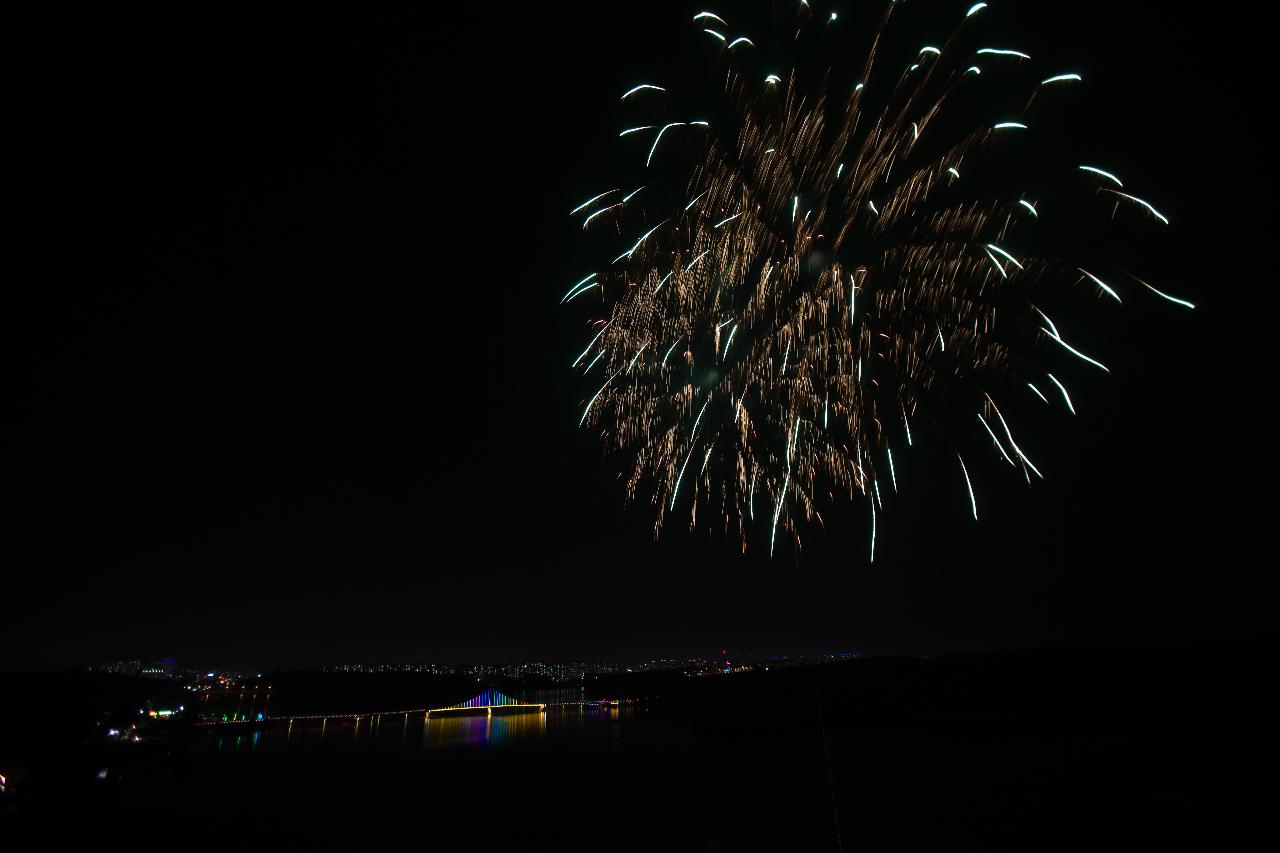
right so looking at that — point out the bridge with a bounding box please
[426,688,544,718]
[193,687,587,727]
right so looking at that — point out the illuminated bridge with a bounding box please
[426,688,545,718]
[194,688,572,728]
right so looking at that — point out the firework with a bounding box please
[565,1,1190,559]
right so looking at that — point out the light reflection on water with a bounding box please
[209,706,635,754]
[423,711,546,749]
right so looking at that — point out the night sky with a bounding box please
[10,1,1272,669]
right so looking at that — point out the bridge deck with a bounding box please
[193,700,632,726]
[426,704,545,716]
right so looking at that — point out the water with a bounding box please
[156,701,853,853]
[165,704,760,850]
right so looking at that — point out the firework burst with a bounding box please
[564,1,1190,559]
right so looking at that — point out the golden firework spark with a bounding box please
[565,2,1190,559]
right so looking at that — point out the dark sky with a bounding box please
[9,1,1272,669]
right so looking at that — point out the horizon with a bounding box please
[18,631,1275,676]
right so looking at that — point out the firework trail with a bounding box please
[564,1,1190,559]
